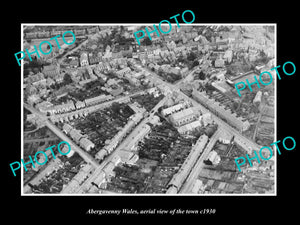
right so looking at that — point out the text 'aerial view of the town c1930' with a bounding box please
[22,24,276,195]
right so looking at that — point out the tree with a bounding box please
[198,71,206,80]
[64,73,72,83]
[111,102,121,113]
[187,52,197,61]
[142,38,152,46]
[232,102,239,111]
[192,60,199,68]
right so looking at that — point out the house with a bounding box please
[107,86,124,96]
[84,94,113,106]
[192,89,250,132]
[69,58,79,68]
[46,77,55,86]
[69,129,83,143]
[89,55,102,65]
[181,67,189,76]
[92,171,106,187]
[35,101,54,114]
[79,137,95,151]
[42,64,60,77]
[63,123,73,134]
[253,91,262,107]
[214,58,225,68]
[87,27,99,34]
[80,52,89,67]
[116,67,131,77]
[75,101,85,109]
[169,107,199,127]
[27,94,41,105]
[177,120,202,134]
[74,29,86,36]
[161,103,185,117]
[25,32,37,39]
[200,113,213,126]
[124,73,140,86]
[95,149,108,161]
[206,150,221,165]
[118,150,136,164]
[61,144,75,158]
[54,73,64,83]
[102,162,115,178]
[223,50,233,63]
[26,73,45,85]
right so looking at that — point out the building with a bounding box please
[89,55,102,65]
[192,89,250,132]
[223,50,233,63]
[191,179,205,194]
[177,120,202,135]
[84,94,113,106]
[54,101,75,114]
[27,94,41,105]
[79,137,95,151]
[206,150,221,165]
[26,73,45,85]
[69,129,83,143]
[124,73,140,86]
[253,91,262,107]
[102,162,116,178]
[211,82,227,93]
[161,103,185,117]
[181,67,189,76]
[200,113,213,126]
[118,149,135,163]
[214,58,225,68]
[75,101,86,109]
[61,144,75,158]
[116,67,131,77]
[167,135,209,191]
[106,86,124,96]
[74,29,86,36]
[35,101,54,114]
[62,123,73,134]
[169,107,200,127]
[80,52,89,67]
[95,149,108,161]
[46,77,55,86]
[69,58,79,68]
[92,171,106,189]
[42,64,60,77]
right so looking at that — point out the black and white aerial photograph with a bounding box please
[4,3,298,221]
[21,24,276,195]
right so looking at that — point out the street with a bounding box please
[24,103,100,168]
